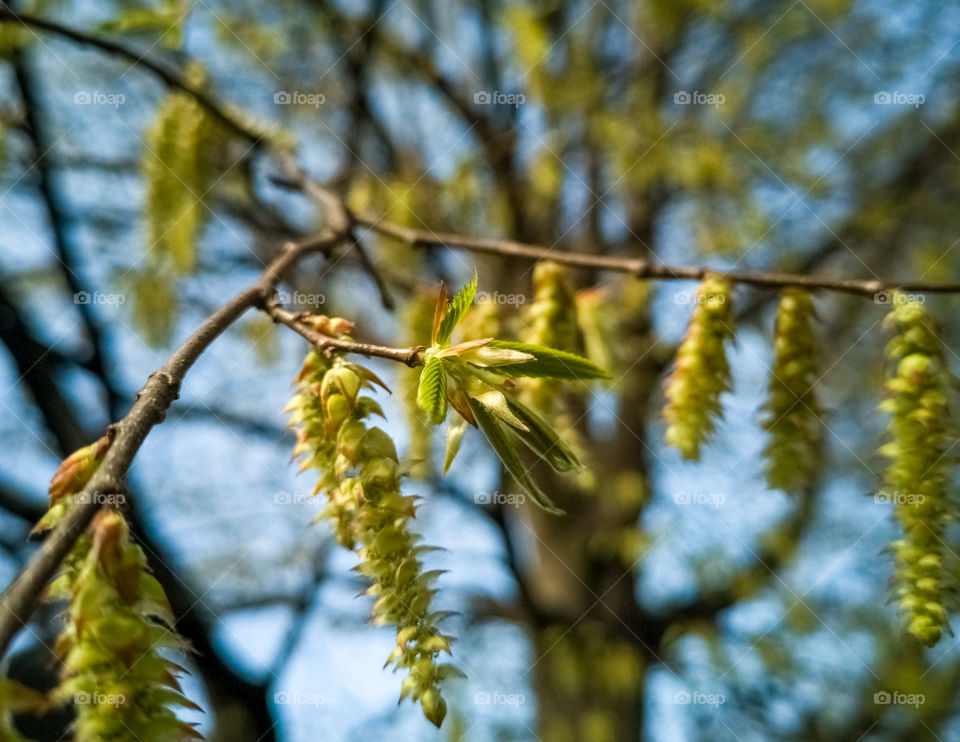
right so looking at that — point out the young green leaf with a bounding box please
[443,413,468,473]
[435,273,478,346]
[467,397,563,515]
[483,340,608,380]
[505,396,580,472]
[417,357,448,424]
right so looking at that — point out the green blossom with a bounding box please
[51,510,198,742]
[763,289,823,494]
[664,276,734,460]
[286,332,459,727]
[880,295,954,646]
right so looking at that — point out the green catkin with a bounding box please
[285,325,459,727]
[142,65,219,274]
[663,276,734,460]
[880,294,954,646]
[517,263,592,490]
[521,262,579,411]
[32,438,199,741]
[137,63,220,346]
[763,289,823,494]
[51,511,199,742]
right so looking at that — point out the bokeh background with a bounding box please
[3,0,960,740]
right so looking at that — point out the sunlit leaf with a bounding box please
[417,357,448,424]
[443,413,468,474]
[435,273,478,346]
[484,340,608,380]
[505,397,580,472]
[467,397,563,515]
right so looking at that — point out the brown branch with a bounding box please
[0,233,345,658]
[354,216,960,297]
[261,299,423,367]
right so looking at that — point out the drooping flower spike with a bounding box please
[664,276,734,460]
[286,325,461,727]
[879,294,955,646]
[763,288,823,495]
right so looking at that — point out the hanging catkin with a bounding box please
[880,294,953,646]
[664,276,734,460]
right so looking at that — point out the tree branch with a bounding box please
[261,299,423,366]
[354,216,960,297]
[0,233,344,658]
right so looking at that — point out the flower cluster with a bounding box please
[286,320,459,727]
[522,262,579,410]
[880,295,954,646]
[664,276,734,460]
[49,510,199,742]
[142,63,220,276]
[27,436,200,741]
[763,289,822,494]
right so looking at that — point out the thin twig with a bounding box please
[354,216,960,298]
[262,299,423,367]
